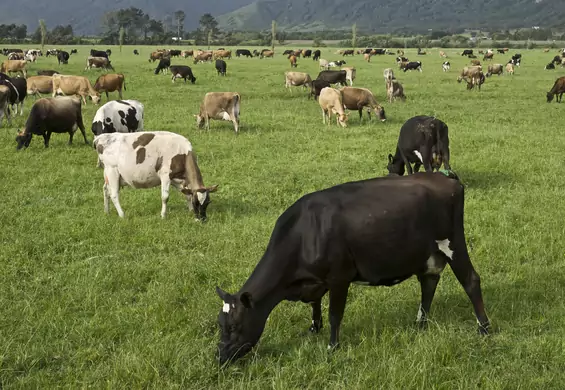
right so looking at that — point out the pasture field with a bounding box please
[2,45,565,388]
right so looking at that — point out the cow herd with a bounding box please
[1,44,564,367]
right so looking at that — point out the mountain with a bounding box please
[217,0,565,33]
[0,0,255,35]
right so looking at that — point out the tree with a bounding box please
[271,20,276,52]
[174,10,185,43]
[351,23,357,48]
[119,26,125,52]
[40,20,47,48]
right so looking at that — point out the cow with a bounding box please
[316,70,347,87]
[52,74,101,105]
[133,49,139,55]
[195,92,240,133]
[342,67,356,86]
[292,50,302,58]
[442,61,450,72]
[457,66,482,83]
[303,50,312,58]
[505,63,514,75]
[396,56,408,64]
[485,64,503,77]
[497,49,505,54]
[106,49,112,56]
[215,60,227,76]
[57,51,70,65]
[313,50,321,61]
[546,77,565,102]
[545,62,556,70]
[289,55,298,68]
[70,49,77,55]
[283,50,293,56]
[181,50,194,58]
[260,50,274,59]
[340,87,386,122]
[483,52,494,61]
[155,58,171,75]
[310,79,331,100]
[383,68,395,84]
[93,131,218,220]
[439,51,447,58]
[373,48,387,55]
[285,72,312,93]
[24,52,37,62]
[0,74,26,115]
[149,51,166,62]
[562,58,565,68]
[552,55,562,65]
[387,79,406,103]
[169,65,196,84]
[470,59,481,67]
[403,61,422,72]
[214,50,232,60]
[16,96,88,149]
[342,50,355,56]
[387,116,451,175]
[25,49,42,57]
[215,171,489,365]
[328,60,346,68]
[26,76,54,98]
[0,85,10,127]
[461,49,473,56]
[90,49,109,59]
[193,52,213,64]
[466,72,485,91]
[169,50,181,57]
[37,70,59,76]
[93,73,126,100]
[364,53,371,62]
[509,55,521,67]
[318,87,347,127]
[417,48,427,55]
[319,59,329,70]
[8,52,24,60]
[91,100,144,136]
[1,60,27,78]
[85,56,114,71]
[236,49,252,58]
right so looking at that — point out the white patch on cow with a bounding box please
[414,150,424,163]
[416,304,425,321]
[197,191,206,205]
[436,239,453,259]
[426,256,444,275]
[221,111,231,121]
[222,301,230,313]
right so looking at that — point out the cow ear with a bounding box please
[181,186,193,195]
[207,184,219,193]
[216,286,230,301]
[240,292,254,309]
[388,154,393,163]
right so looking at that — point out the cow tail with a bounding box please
[122,75,126,91]
[233,93,240,118]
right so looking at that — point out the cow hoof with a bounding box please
[327,343,340,352]
[478,322,490,335]
[416,320,428,330]
[309,320,323,333]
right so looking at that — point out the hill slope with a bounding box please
[0,0,254,35]
[217,0,565,32]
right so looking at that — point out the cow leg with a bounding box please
[309,299,323,333]
[105,169,125,218]
[44,132,52,148]
[442,146,451,170]
[321,108,327,125]
[421,149,433,172]
[160,177,171,218]
[357,108,363,122]
[231,114,239,134]
[118,89,122,99]
[68,129,74,145]
[414,162,421,172]
[401,153,413,174]
[328,284,349,349]
[416,272,442,328]
[77,123,89,145]
[105,91,109,101]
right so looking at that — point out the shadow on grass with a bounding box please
[455,168,515,190]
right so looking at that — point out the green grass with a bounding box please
[1,45,565,388]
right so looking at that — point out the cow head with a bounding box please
[215,286,266,365]
[387,153,405,176]
[90,94,101,105]
[337,113,348,128]
[547,92,555,103]
[372,105,386,122]
[181,185,218,221]
[195,114,205,128]
[15,129,32,150]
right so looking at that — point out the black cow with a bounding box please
[545,62,555,70]
[70,49,77,54]
[170,65,196,83]
[170,50,181,57]
[313,50,321,61]
[57,51,70,65]
[133,49,139,55]
[461,49,473,56]
[37,70,59,76]
[236,49,252,58]
[283,50,294,56]
[396,56,408,63]
[552,55,561,65]
[215,59,227,76]
[373,48,387,55]
[363,48,373,54]
[253,50,260,57]
[403,61,422,72]
[90,49,108,59]
[509,56,521,67]
[342,49,355,56]
[310,79,331,100]
[497,49,505,54]
[154,57,171,75]
[106,49,112,56]
[215,171,490,365]
[316,70,347,86]
[387,116,451,175]
[0,75,26,116]
[303,50,312,58]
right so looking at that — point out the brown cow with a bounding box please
[439,51,447,58]
[1,60,28,78]
[364,53,371,62]
[0,85,11,127]
[547,77,565,102]
[52,74,101,105]
[260,50,274,59]
[318,87,347,127]
[483,52,494,61]
[149,51,165,62]
[26,76,53,98]
[195,92,241,134]
[213,50,232,60]
[93,74,126,100]
[457,66,482,83]
[340,87,386,122]
[505,63,514,75]
[486,64,503,77]
[85,56,114,70]
[284,72,312,92]
[181,50,194,58]
[387,79,406,103]
[289,55,297,68]
[193,52,213,64]
[471,59,481,66]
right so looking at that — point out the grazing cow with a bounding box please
[90,49,108,59]
[303,50,312,58]
[318,87,347,127]
[57,51,70,65]
[313,50,321,61]
[214,50,232,60]
[169,50,181,57]
[545,62,556,70]
[552,55,562,65]
[468,54,477,59]
[93,131,218,220]
[195,92,240,133]
[26,76,54,98]
[252,50,260,57]
[25,49,41,56]
[45,49,59,57]
[37,70,59,76]
[396,56,408,63]
[215,59,227,76]
[340,87,386,122]
[215,171,489,365]
[466,72,485,91]
[497,49,505,54]
[509,55,521,67]
[283,50,294,56]
[260,50,274,59]
[403,61,422,72]
[85,56,114,70]
[181,50,194,58]
[319,59,329,70]
[546,77,565,102]
[310,79,331,100]
[341,67,356,86]
[387,79,406,103]
[328,60,346,67]
[91,100,144,136]
[342,50,355,56]
[483,52,494,61]
[155,58,171,75]
[1,60,27,78]
[0,85,10,127]
[364,53,371,62]
[373,48,387,55]
[8,52,24,60]
[70,49,77,54]
[25,53,37,62]
[16,96,88,149]
[52,74,101,105]
[316,70,347,87]
[461,49,473,56]
[93,73,126,100]
[169,65,196,84]
[442,61,450,72]
[439,51,447,58]
[193,52,213,64]
[0,75,26,115]
[236,49,252,58]
[284,71,312,92]
[457,66,482,83]
[149,51,165,62]
[289,55,297,68]
[106,49,112,56]
[505,63,514,75]
[485,64,503,77]
[292,50,302,58]
[133,49,139,55]
[470,59,481,66]
[388,116,451,175]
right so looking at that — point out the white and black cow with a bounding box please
[442,61,450,72]
[93,131,218,220]
[316,70,347,87]
[170,65,196,83]
[91,100,144,136]
[215,171,490,364]
[0,72,27,115]
[403,61,422,72]
[387,115,451,175]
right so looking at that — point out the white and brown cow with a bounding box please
[195,92,240,134]
[85,56,114,70]
[318,87,348,127]
[93,131,218,220]
[91,100,144,136]
[52,74,101,105]
[284,71,312,92]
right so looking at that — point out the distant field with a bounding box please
[1,45,565,388]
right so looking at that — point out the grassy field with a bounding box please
[1,45,565,388]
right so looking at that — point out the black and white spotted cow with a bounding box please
[403,61,423,72]
[91,100,144,136]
